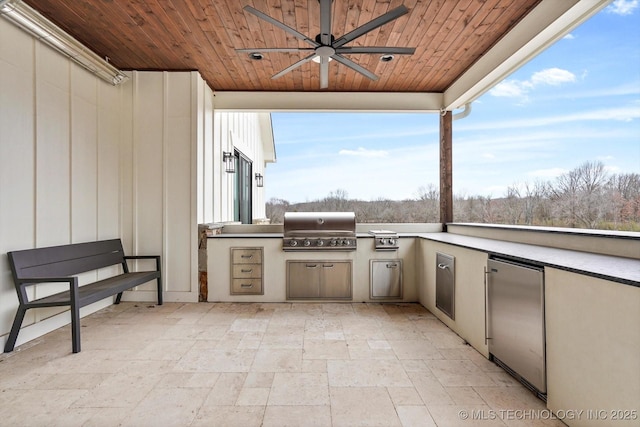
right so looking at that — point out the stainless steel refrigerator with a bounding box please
[487,258,546,397]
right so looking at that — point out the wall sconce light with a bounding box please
[223,151,236,173]
[0,0,128,85]
[255,173,264,188]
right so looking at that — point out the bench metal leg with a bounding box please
[4,306,27,353]
[157,277,163,305]
[69,279,81,353]
[115,292,123,304]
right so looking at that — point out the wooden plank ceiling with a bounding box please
[24,0,542,92]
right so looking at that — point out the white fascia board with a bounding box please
[258,113,276,164]
[211,91,444,112]
[443,0,612,110]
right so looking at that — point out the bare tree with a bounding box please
[265,161,636,230]
[503,184,524,224]
[416,184,439,222]
[548,161,609,228]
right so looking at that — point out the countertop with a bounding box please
[417,232,639,287]
[208,232,639,287]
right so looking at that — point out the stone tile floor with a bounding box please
[0,302,564,427]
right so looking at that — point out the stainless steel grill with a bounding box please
[283,212,357,251]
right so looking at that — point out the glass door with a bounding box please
[234,150,252,224]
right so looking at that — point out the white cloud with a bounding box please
[490,68,577,101]
[530,68,577,86]
[607,0,639,15]
[338,147,388,157]
[456,104,640,131]
[489,80,528,98]
[563,33,575,40]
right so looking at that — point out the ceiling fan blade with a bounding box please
[319,57,329,89]
[236,48,315,53]
[331,54,378,81]
[243,6,319,47]
[272,53,318,79]
[319,0,332,45]
[333,5,409,48]
[335,46,416,55]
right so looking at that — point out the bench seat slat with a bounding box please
[27,271,161,307]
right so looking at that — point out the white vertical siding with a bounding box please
[0,18,123,347]
[121,71,198,302]
[201,110,271,223]
[1,14,270,347]
[0,21,36,336]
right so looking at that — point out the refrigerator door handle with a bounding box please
[484,266,491,345]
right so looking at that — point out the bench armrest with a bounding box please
[123,255,161,271]
[14,277,79,306]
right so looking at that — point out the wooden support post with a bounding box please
[439,110,453,227]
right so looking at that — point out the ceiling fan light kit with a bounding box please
[237,0,416,89]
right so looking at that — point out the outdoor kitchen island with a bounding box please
[205,226,429,304]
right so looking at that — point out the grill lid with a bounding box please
[283,212,356,236]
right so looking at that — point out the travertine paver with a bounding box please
[0,302,565,427]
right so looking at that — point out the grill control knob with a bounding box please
[303,239,311,247]
[289,240,298,247]
[388,238,397,246]
[330,240,337,246]
[317,240,325,246]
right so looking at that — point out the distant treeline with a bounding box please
[266,161,640,231]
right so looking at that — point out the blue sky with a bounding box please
[267,0,640,203]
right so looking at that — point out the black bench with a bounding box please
[4,239,162,353]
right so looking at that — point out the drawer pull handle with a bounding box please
[240,283,253,288]
[241,269,253,273]
[306,264,318,268]
[437,263,449,270]
[386,263,398,268]
[323,264,334,268]
[241,255,253,259]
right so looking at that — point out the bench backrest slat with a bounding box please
[8,239,126,281]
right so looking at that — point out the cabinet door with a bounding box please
[370,260,402,299]
[435,252,455,320]
[320,262,352,299]
[287,262,321,299]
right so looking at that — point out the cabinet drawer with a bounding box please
[232,264,262,278]
[232,248,262,264]
[231,279,263,294]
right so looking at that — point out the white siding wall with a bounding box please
[0,19,122,346]
[1,16,268,348]
[120,71,198,303]
[201,111,270,223]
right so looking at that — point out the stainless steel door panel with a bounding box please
[319,262,352,299]
[287,262,321,298]
[435,253,455,320]
[370,260,402,299]
[487,259,545,393]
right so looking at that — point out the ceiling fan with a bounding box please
[236,0,416,89]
